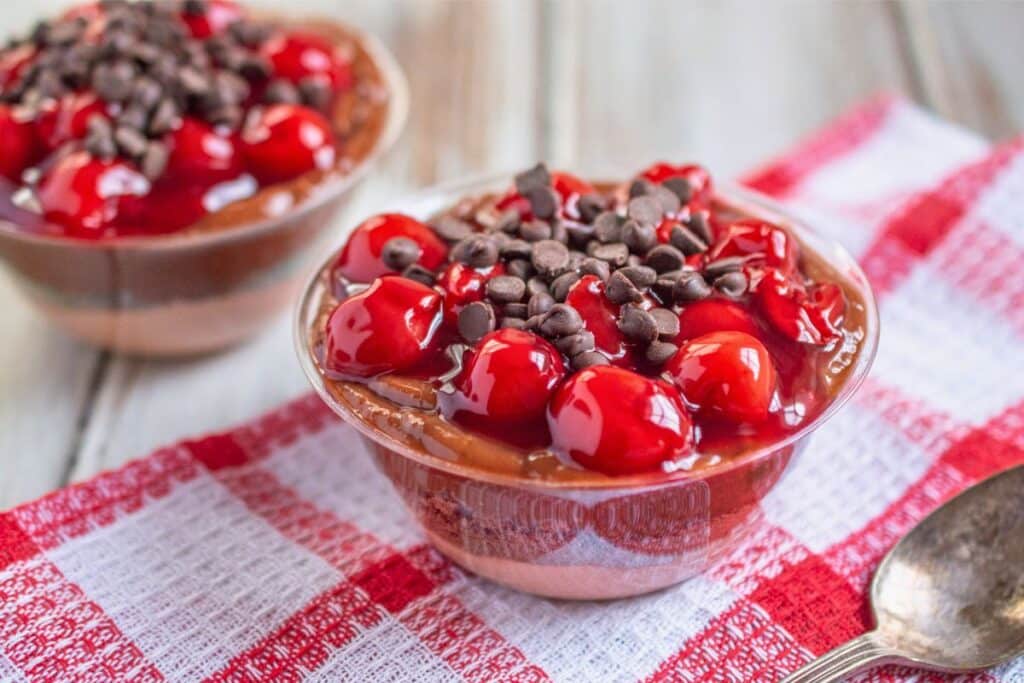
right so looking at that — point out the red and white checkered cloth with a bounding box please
[3,95,1024,682]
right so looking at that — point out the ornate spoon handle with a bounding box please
[782,632,899,683]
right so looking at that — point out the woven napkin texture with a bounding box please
[2,95,1023,683]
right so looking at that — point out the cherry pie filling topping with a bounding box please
[312,163,867,479]
[0,0,369,239]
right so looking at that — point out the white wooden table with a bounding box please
[2,0,1022,510]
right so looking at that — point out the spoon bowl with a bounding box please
[784,465,1024,681]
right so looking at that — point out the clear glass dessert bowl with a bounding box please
[0,17,408,357]
[295,174,879,600]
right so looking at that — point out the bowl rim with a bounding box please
[294,172,881,493]
[0,16,410,253]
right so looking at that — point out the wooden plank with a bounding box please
[899,0,1024,140]
[68,0,544,481]
[549,0,917,177]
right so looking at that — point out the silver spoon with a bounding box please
[783,464,1024,682]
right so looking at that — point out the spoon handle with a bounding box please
[781,632,897,683]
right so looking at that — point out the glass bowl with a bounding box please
[0,19,408,357]
[294,174,879,600]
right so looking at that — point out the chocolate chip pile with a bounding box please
[0,0,327,180]
[394,163,750,372]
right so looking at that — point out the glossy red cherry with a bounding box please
[35,92,108,151]
[440,328,565,428]
[676,299,761,341]
[548,366,694,476]
[260,31,353,93]
[324,276,442,378]
[639,162,713,208]
[0,104,41,183]
[667,331,776,422]
[37,151,150,238]
[755,268,845,345]
[180,0,244,38]
[436,261,505,326]
[164,117,244,185]
[564,275,630,363]
[118,182,211,235]
[240,104,336,185]
[707,219,798,275]
[333,213,449,283]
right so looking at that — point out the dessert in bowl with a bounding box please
[0,0,407,355]
[296,162,878,599]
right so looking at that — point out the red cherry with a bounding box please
[180,0,243,38]
[0,104,41,183]
[37,151,150,238]
[548,366,694,476]
[0,43,36,90]
[240,104,336,184]
[117,182,210,235]
[440,328,565,428]
[677,299,761,341]
[34,91,108,151]
[564,275,630,363]
[755,268,845,345]
[667,331,776,422]
[436,261,505,326]
[164,117,243,185]
[551,171,595,202]
[639,162,713,208]
[656,208,712,244]
[707,219,798,275]
[323,276,442,378]
[333,213,449,283]
[260,32,353,93]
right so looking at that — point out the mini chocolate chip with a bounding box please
[531,239,570,279]
[645,244,685,273]
[117,105,148,131]
[179,66,210,97]
[519,219,552,242]
[648,184,682,214]
[92,59,136,101]
[555,330,595,357]
[649,308,680,339]
[528,291,555,317]
[662,176,692,203]
[669,224,708,256]
[402,264,436,287]
[148,97,180,135]
[572,350,610,370]
[704,256,745,279]
[593,211,623,243]
[713,271,748,299]
[618,305,658,343]
[131,77,163,110]
[619,265,657,289]
[567,250,585,271]
[605,270,643,304]
[498,238,532,260]
[550,271,581,302]
[549,218,569,244]
[629,179,654,198]
[458,301,496,343]
[429,216,472,244]
[494,210,521,234]
[503,303,529,319]
[566,222,595,247]
[526,276,550,296]
[486,275,526,303]
[382,237,423,271]
[114,124,148,159]
[580,257,611,282]
[451,235,499,268]
[577,193,605,223]
[207,104,243,129]
[646,341,679,365]
[591,242,630,267]
[686,211,713,244]
[298,77,331,109]
[621,219,657,254]
[239,54,272,81]
[500,317,528,330]
[526,187,559,220]
[627,195,663,226]
[514,163,551,196]
[652,277,677,305]
[265,78,300,104]
[525,314,544,330]
[84,128,117,160]
[673,271,712,302]
[539,304,583,337]
[626,254,644,267]
[140,142,168,180]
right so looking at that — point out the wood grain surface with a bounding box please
[1,0,1021,509]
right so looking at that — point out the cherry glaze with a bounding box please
[333,213,450,284]
[240,104,336,185]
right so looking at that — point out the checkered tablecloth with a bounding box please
[3,95,1023,682]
